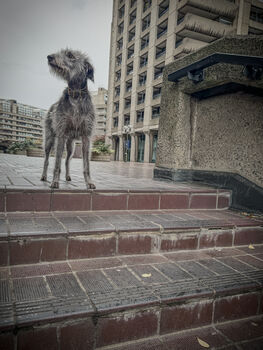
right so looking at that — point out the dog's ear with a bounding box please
[85,61,94,82]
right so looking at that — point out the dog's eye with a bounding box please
[66,52,75,59]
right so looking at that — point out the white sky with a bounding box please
[0,0,113,110]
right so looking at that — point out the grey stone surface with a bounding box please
[156,36,263,188]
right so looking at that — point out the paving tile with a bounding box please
[0,279,12,302]
[128,194,159,210]
[200,272,258,296]
[120,254,168,266]
[46,273,86,297]
[154,263,192,281]
[118,234,154,254]
[96,309,158,347]
[51,192,91,211]
[161,231,198,251]
[89,285,158,313]
[190,194,217,209]
[216,316,263,342]
[238,338,263,349]
[0,218,8,236]
[219,256,256,272]
[77,270,114,293]
[104,267,142,288]
[131,265,169,284]
[164,250,211,262]
[0,268,9,279]
[234,227,263,245]
[70,257,122,271]
[198,259,235,275]
[11,262,71,278]
[178,261,216,278]
[68,234,116,259]
[55,216,88,232]
[237,255,263,269]
[92,193,128,210]
[205,248,244,258]
[162,326,231,350]
[0,242,8,266]
[160,299,213,334]
[60,319,95,350]
[17,326,58,350]
[214,293,260,322]
[13,277,49,301]
[107,338,165,350]
[160,193,189,209]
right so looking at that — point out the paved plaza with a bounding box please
[0,154,213,191]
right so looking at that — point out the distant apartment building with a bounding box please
[91,88,108,138]
[106,0,263,163]
[0,98,46,144]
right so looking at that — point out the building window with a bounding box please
[177,13,185,25]
[175,36,183,48]
[136,110,144,122]
[125,97,131,109]
[117,38,123,50]
[116,70,121,82]
[142,14,151,31]
[154,63,164,79]
[140,53,148,67]
[114,102,119,112]
[137,133,145,162]
[126,80,132,92]
[115,86,120,97]
[124,114,130,125]
[118,22,124,35]
[113,117,119,127]
[141,33,150,50]
[127,45,135,59]
[152,105,160,118]
[216,16,233,25]
[128,27,136,42]
[137,91,146,105]
[138,71,147,86]
[127,62,133,75]
[119,5,125,19]
[130,0,137,8]
[153,86,161,99]
[157,19,168,39]
[143,0,151,12]
[129,9,136,25]
[158,0,169,18]
[116,54,122,66]
[155,41,166,59]
[250,6,263,23]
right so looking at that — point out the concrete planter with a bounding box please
[15,150,27,155]
[91,153,111,162]
[27,148,44,157]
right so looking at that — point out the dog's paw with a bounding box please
[51,181,59,189]
[66,175,71,181]
[40,175,47,181]
[87,182,96,190]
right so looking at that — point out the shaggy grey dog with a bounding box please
[40,49,96,189]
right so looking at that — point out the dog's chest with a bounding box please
[65,115,86,135]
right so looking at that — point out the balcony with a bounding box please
[174,37,207,59]
[175,13,234,43]
[177,0,237,20]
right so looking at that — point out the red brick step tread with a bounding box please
[0,209,262,266]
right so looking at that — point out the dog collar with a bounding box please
[67,87,88,98]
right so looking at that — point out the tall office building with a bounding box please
[90,88,108,137]
[0,98,46,144]
[106,0,263,163]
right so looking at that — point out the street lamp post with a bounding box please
[123,124,131,162]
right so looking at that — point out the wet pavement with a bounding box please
[0,154,215,191]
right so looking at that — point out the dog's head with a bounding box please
[47,49,94,84]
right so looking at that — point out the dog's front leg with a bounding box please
[82,136,96,189]
[51,137,65,189]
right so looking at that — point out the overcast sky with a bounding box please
[0,0,113,110]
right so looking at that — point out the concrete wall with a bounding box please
[156,35,263,189]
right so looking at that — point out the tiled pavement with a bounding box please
[0,153,220,191]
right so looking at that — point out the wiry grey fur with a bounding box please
[41,48,96,189]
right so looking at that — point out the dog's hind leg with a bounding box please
[51,136,65,189]
[82,136,96,190]
[41,134,55,182]
[65,138,74,181]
